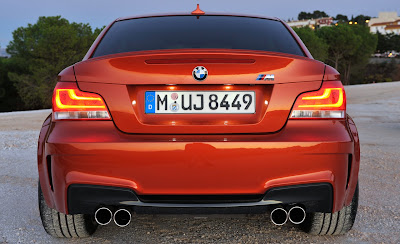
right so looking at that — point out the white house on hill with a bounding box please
[369,12,400,34]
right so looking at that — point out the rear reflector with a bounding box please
[54,111,110,120]
[290,80,346,119]
[52,82,110,120]
[290,110,344,119]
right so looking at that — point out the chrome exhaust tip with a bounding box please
[270,207,288,226]
[113,208,132,227]
[288,206,306,224]
[94,207,113,225]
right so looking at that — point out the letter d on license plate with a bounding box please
[145,91,255,114]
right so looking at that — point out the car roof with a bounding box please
[116,13,281,22]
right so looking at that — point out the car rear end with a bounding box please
[38,14,360,237]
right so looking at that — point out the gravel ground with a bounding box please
[0,82,399,243]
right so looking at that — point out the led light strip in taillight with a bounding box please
[52,82,110,120]
[290,80,346,119]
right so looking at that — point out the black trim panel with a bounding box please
[68,184,138,214]
[263,183,333,213]
[68,183,332,214]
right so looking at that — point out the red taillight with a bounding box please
[290,80,346,119]
[52,82,110,120]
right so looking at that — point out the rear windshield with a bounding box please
[92,15,305,58]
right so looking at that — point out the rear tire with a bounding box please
[300,183,358,235]
[38,182,97,238]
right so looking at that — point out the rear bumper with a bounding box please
[37,118,360,215]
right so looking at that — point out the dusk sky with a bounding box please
[1,0,399,48]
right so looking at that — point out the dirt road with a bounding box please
[0,82,399,243]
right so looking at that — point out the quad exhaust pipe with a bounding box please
[270,206,306,226]
[94,207,113,226]
[113,209,132,227]
[288,206,306,224]
[95,205,304,227]
[270,207,288,225]
[94,207,132,227]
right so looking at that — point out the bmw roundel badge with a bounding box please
[193,66,208,81]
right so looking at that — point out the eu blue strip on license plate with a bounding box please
[145,91,156,114]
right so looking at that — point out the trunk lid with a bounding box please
[74,50,325,134]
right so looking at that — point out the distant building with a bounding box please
[369,12,400,34]
[316,17,333,27]
[0,48,10,58]
[287,17,333,29]
[287,19,315,29]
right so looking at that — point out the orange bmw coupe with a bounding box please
[37,6,360,238]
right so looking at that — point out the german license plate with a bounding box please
[144,91,255,114]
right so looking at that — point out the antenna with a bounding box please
[191,4,205,15]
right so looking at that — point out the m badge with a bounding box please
[256,74,275,81]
